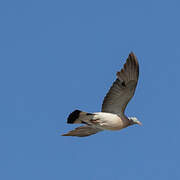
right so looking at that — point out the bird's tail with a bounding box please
[62,109,101,137]
[67,109,94,124]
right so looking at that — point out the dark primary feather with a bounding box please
[101,52,139,115]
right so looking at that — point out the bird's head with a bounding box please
[128,117,142,126]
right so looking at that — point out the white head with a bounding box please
[128,117,142,126]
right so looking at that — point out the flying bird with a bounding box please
[62,52,141,137]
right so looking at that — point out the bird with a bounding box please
[62,52,141,137]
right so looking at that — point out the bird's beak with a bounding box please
[137,121,142,126]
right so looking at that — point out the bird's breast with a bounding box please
[93,112,127,131]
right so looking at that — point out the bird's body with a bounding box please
[62,52,142,137]
[91,112,128,131]
[70,111,129,130]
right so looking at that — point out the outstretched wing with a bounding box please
[62,126,102,137]
[101,52,139,115]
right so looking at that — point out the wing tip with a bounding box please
[116,52,139,80]
[61,133,70,136]
[129,52,139,65]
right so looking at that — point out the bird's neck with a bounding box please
[119,114,131,127]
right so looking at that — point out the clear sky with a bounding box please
[0,0,180,179]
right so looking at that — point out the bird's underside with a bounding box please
[62,52,140,137]
[62,111,128,137]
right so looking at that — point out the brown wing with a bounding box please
[62,126,101,137]
[101,52,139,115]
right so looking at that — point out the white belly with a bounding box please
[92,112,125,130]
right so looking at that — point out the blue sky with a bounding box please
[0,0,180,179]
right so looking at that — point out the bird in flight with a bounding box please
[62,52,141,137]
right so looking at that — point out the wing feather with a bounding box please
[62,126,101,137]
[101,52,139,115]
